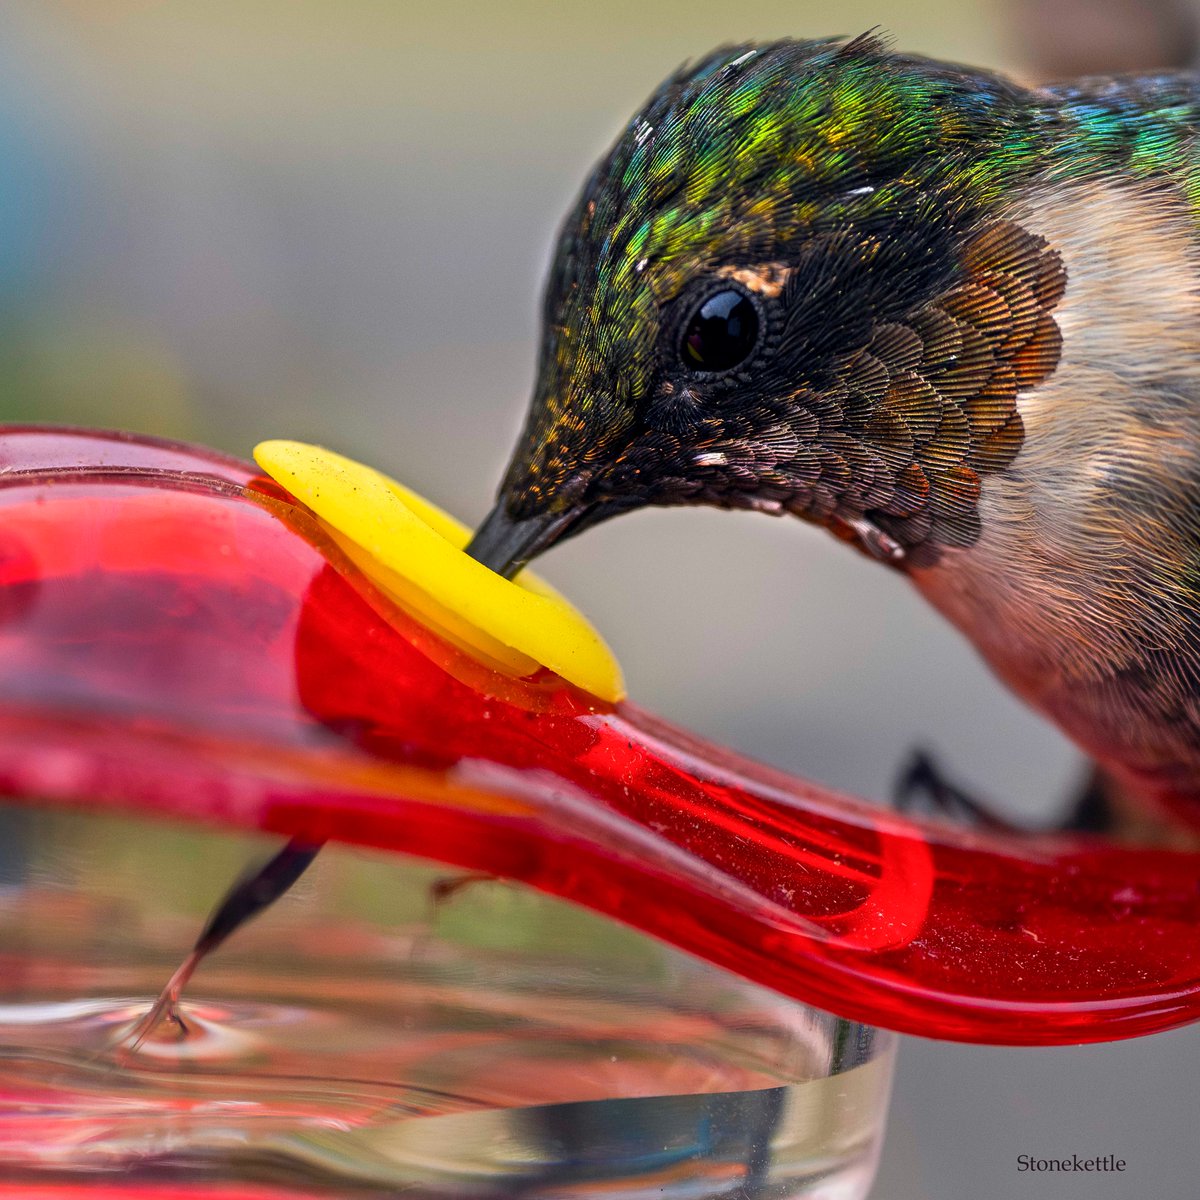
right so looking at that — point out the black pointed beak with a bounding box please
[465,504,580,580]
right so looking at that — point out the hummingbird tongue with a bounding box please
[466,504,576,579]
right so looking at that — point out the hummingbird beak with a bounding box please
[465,503,581,580]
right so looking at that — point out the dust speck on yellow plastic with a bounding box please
[253,440,625,703]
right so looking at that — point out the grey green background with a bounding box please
[2,2,1197,1196]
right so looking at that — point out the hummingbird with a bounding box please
[130,32,1200,1041]
[466,33,1200,831]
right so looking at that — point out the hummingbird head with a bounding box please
[469,34,1065,577]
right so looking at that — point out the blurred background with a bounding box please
[1,1,1198,1196]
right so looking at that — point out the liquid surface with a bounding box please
[0,812,894,1199]
[0,426,1197,1044]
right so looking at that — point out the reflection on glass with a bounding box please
[0,806,895,1199]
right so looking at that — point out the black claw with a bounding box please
[893,748,1014,831]
[895,750,1118,836]
[128,838,324,1048]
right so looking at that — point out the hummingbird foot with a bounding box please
[122,837,324,1050]
[893,751,1119,835]
[428,871,500,910]
[893,749,1019,832]
[403,872,502,963]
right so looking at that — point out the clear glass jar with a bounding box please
[0,804,896,1199]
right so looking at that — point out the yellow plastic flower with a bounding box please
[254,440,625,703]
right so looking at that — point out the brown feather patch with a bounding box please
[856,220,1065,564]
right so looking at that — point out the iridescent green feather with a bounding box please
[504,36,1200,512]
[1043,74,1200,210]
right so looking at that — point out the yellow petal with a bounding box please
[253,440,625,703]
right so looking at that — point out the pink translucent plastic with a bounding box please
[3,1188,330,1199]
[0,425,1198,1047]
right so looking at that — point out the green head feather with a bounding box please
[475,36,1200,575]
[505,35,1045,512]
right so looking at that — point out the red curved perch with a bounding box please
[0,425,1196,1047]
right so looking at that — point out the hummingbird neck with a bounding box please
[911,171,1200,810]
[1036,71,1200,201]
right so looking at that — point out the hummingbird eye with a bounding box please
[679,288,761,373]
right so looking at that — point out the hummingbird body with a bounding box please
[915,173,1200,817]
[468,38,1200,824]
